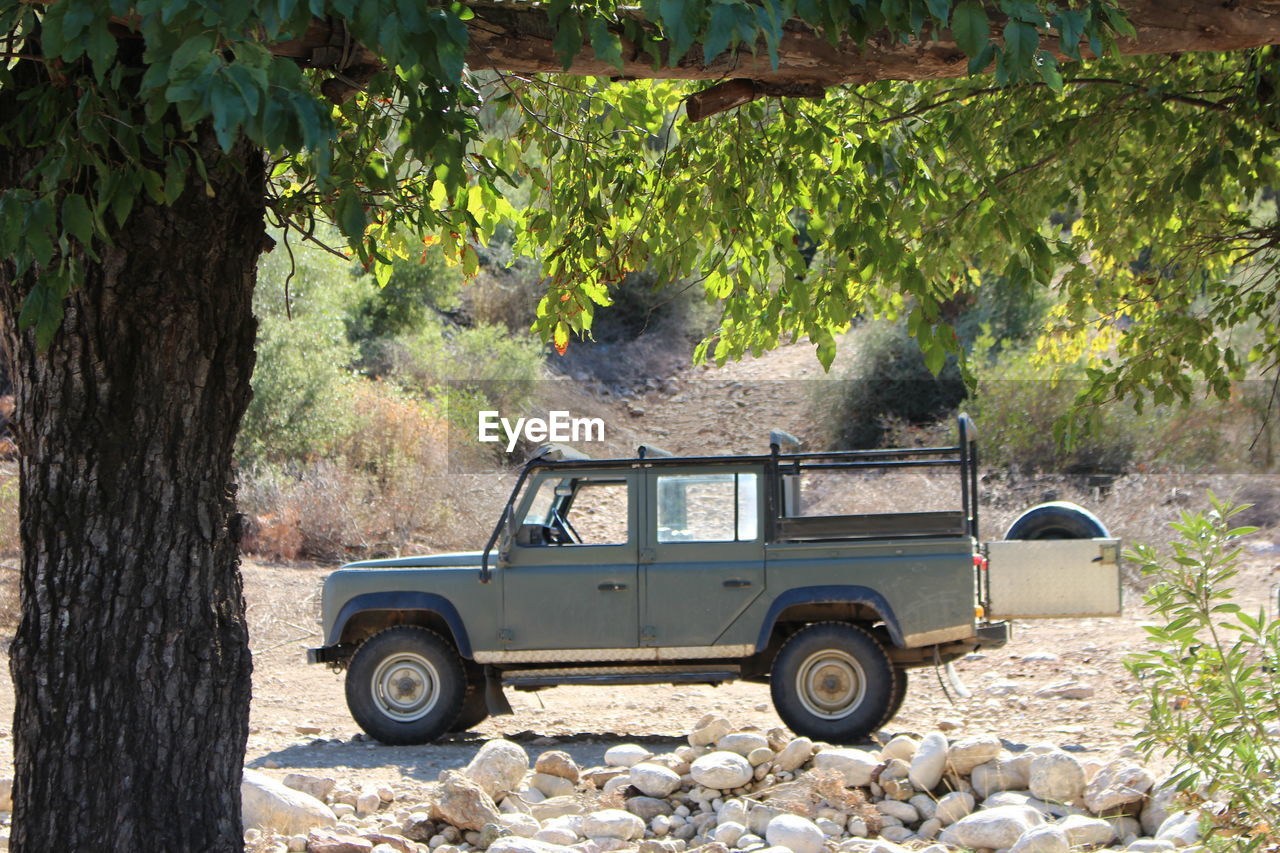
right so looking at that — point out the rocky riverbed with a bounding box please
[224,716,1204,853]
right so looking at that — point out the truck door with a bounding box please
[501,469,639,651]
[640,467,765,649]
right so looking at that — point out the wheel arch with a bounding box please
[329,592,473,659]
[755,585,905,651]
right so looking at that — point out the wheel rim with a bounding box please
[795,648,867,720]
[371,652,440,722]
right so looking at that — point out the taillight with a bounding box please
[973,554,988,571]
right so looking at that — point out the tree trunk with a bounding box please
[0,127,263,851]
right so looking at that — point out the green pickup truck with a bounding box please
[308,416,1014,744]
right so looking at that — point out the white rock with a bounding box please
[878,825,915,843]
[241,769,336,835]
[812,748,880,787]
[986,679,1021,696]
[765,814,826,853]
[846,816,868,837]
[629,763,682,798]
[499,814,543,838]
[972,758,1027,798]
[714,821,747,846]
[1009,824,1069,853]
[947,735,1003,775]
[583,809,645,841]
[1156,811,1201,846]
[773,738,814,772]
[690,719,734,747]
[691,752,754,790]
[880,736,919,763]
[535,828,579,846]
[939,805,1045,850]
[1028,752,1085,803]
[1035,680,1095,700]
[908,732,948,792]
[535,751,581,783]
[718,799,749,827]
[815,817,844,837]
[879,758,910,784]
[1084,760,1155,813]
[909,794,937,822]
[604,744,653,768]
[1108,814,1143,844]
[749,805,786,835]
[934,792,975,825]
[650,815,671,837]
[532,773,577,800]
[719,732,770,757]
[748,747,776,767]
[1021,652,1061,662]
[1057,814,1114,847]
[282,773,335,802]
[1141,781,1181,836]
[983,791,1033,809]
[464,740,530,800]
[1127,841,1176,852]
[490,838,579,853]
[877,800,918,824]
[626,797,672,822]
[356,789,382,817]
[917,817,942,841]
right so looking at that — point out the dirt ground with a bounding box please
[2,340,1279,795]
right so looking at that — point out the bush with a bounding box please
[820,319,968,449]
[1126,496,1280,851]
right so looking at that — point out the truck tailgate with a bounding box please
[986,538,1123,618]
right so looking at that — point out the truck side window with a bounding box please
[656,473,758,543]
[564,481,629,545]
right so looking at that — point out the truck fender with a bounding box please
[327,591,473,658]
[754,585,905,651]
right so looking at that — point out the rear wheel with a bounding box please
[1004,501,1110,540]
[450,676,490,732]
[879,668,909,729]
[771,622,894,743]
[345,626,465,745]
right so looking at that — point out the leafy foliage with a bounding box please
[1126,498,1280,851]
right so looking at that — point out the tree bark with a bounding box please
[460,0,1280,86]
[0,123,263,851]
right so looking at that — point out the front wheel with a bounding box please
[345,626,466,745]
[770,622,895,743]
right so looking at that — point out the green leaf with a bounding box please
[336,189,368,242]
[589,17,624,71]
[19,277,68,351]
[61,194,94,247]
[704,1,744,64]
[551,14,582,69]
[951,2,989,58]
[1053,9,1086,60]
[1037,52,1063,91]
[1002,20,1038,77]
[925,0,950,28]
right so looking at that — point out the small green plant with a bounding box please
[1126,495,1280,851]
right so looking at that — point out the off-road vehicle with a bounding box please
[308,415,1120,744]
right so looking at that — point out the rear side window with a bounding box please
[656,473,758,543]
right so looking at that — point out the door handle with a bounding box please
[598,582,628,591]
[723,579,753,588]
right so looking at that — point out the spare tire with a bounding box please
[1004,501,1110,540]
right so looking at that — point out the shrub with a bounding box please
[819,319,968,449]
[1125,496,1280,851]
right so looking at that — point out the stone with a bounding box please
[986,679,1021,696]
[1127,841,1176,852]
[917,817,942,840]
[773,738,814,772]
[1021,652,1061,662]
[690,719,734,747]
[749,805,786,836]
[535,828,579,846]
[718,800,749,826]
[1057,814,1114,847]
[1141,781,1181,836]
[1084,760,1155,813]
[489,838,579,853]
[691,752,754,790]
[1009,824,1069,853]
[748,747,776,767]
[630,763,683,798]
[934,792,974,826]
[402,813,435,842]
[878,826,914,843]
[1156,812,1201,846]
[878,799,918,823]
[356,790,382,817]
[535,752,581,784]
[1028,753,1085,804]
[714,821,747,846]
[306,830,374,853]
[971,758,1027,798]
[465,741,530,801]
[433,771,503,831]
[242,768,337,836]
[909,794,937,822]
[764,814,826,853]
[1108,815,1142,843]
[605,744,654,768]
[584,809,645,841]
[846,816,868,838]
[1035,681,1095,700]
[532,774,578,800]
[946,735,1003,775]
[363,834,415,853]
[627,797,674,822]
[908,732,948,792]
[938,805,1045,850]
[880,736,919,763]
[530,797,584,823]
[879,758,910,784]
[719,732,770,757]
[812,748,880,787]
[815,817,843,837]
[284,773,337,802]
[499,814,543,838]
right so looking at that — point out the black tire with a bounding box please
[770,622,895,743]
[878,668,909,730]
[449,679,490,732]
[345,626,466,745]
[1003,501,1110,540]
